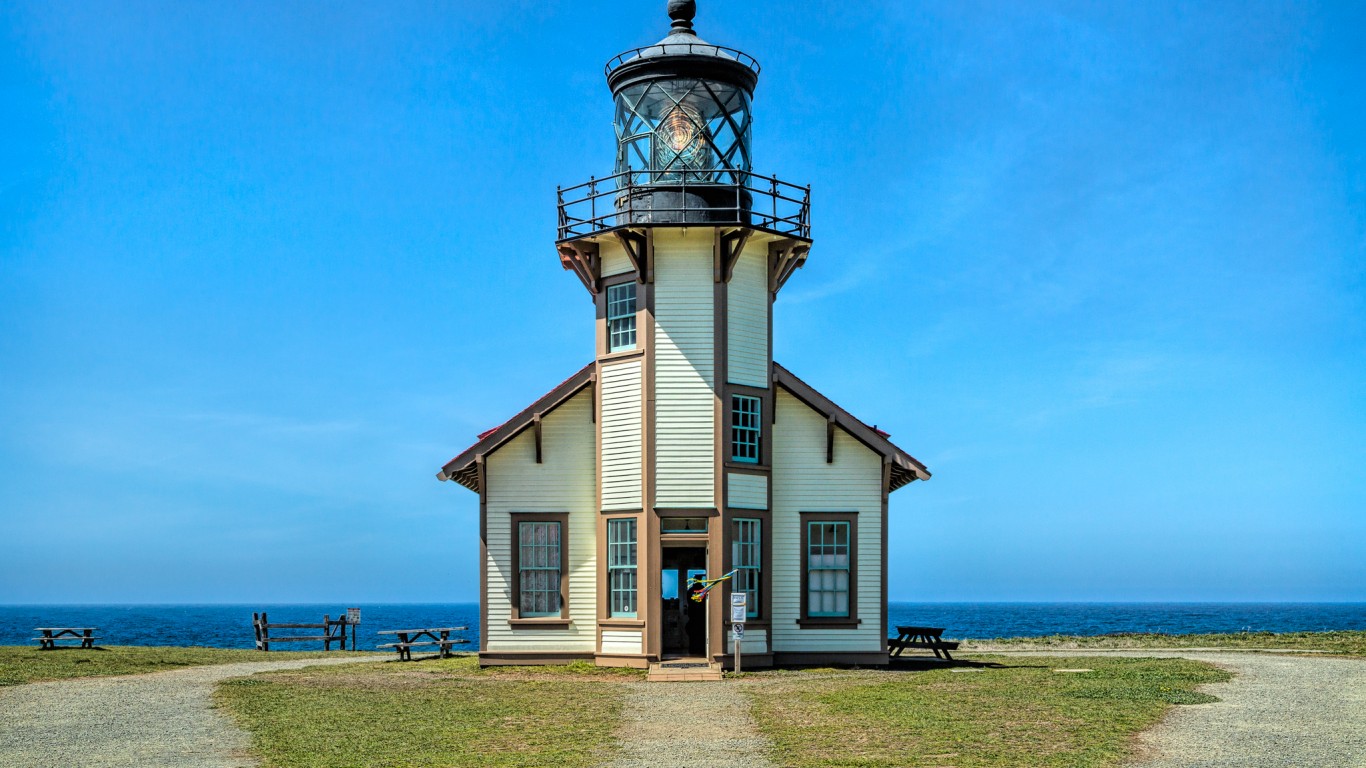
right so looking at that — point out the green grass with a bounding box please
[964,630,1366,657]
[745,656,1231,768]
[214,654,637,768]
[0,645,358,686]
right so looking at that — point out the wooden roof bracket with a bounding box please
[533,413,544,464]
[613,229,653,283]
[769,239,810,293]
[558,241,602,295]
[717,227,752,283]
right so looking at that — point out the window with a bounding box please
[607,282,637,352]
[731,395,761,463]
[660,516,708,533]
[732,518,761,618]
[607,518,638,617]
[517,520,562,617]
[806,521,850,617]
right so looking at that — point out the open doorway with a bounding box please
[660,547,707,658]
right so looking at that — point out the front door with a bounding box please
[660,547,707,658]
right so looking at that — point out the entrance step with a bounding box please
[647,660,723,682]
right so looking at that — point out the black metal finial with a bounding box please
[667,0,696,34]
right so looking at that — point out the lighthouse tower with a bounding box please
[440,1,928,669]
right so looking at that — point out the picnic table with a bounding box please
[33,628,100,650]
[889,625,959,661]
[377,627,469,661]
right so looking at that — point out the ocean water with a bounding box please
[2,603,1362,649]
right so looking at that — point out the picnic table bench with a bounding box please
[33,628,100,650]
[889,625,959,661]
[377,627,469,661]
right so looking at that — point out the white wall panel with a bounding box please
[770,390,884,653]
[727,246,769,388]
[653,229,716,507]
[601,360,643,510]
[485,391,597,651]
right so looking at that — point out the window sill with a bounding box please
[724,462,770,473]
[508,618,571,629]
[797,617,862,629]
[599,618,645,628]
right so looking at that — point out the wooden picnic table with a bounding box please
[889,625,959,661]
[376,627,469,661]
[33,628,100,650]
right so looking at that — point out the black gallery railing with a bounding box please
[557,170,811,242]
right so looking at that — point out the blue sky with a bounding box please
[2,1,1362,603]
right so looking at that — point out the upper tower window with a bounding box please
[607,282,638,352]
[731,394,761,463]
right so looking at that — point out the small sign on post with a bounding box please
[347,608,361,651]
[730,592,748,674]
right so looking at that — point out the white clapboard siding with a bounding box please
[601,629,643,655]
[737,628,767,655]
[770,389,884,653]
[601,360,643,510]
[653,229,715,507]
[727,245,769,388]
[485,391,596,652]
[728,472,768,510]
[600,238,634,277]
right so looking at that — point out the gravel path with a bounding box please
[605,681,774,768]
[994,650,1366,767]
[0,656,384,767]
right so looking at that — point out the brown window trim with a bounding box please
[798,511,859,628]
[727,511,769,622]
[508,511,570,625]
[724,383,771,468]
[598,272,646,359]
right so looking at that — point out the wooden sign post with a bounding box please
[730,593,747,674]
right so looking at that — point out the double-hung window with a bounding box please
[731,395,761,463]
[517,520,562,617]
[805,521,851,617]
[732,518,761,618]
[607,282,637,352]
[607,518,638,617]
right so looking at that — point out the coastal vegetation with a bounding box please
[214,654,1228,768]
[744,656,1229,767]
[0,645,357,686]
[214,655,635,768]
[965,630,1366,657]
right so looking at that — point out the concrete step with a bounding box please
[647,660,723,682]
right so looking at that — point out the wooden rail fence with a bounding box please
[252,612,349,651]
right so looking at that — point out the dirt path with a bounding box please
[0,656,383,768]
[605,681,774,768]
[995,650,1366,767]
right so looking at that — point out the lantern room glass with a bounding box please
[614,78,752,185]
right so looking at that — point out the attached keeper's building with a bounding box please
[438,0,929,668]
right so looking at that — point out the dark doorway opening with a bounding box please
[660,547,707,658]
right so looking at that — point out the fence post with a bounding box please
[323,615,331,652]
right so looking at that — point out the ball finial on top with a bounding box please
[667,0,696,33]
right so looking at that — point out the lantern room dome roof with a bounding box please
[605,0,760,94]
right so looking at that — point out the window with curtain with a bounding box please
[607,518,637,617]
[732,518,761,618]
[806,521,850,617]
[518,521,562,617]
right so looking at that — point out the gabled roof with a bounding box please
[772,362,930,492]
[436,363,595,491]
[436,361,930,494]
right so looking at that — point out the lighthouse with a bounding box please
[440,1,929,669]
